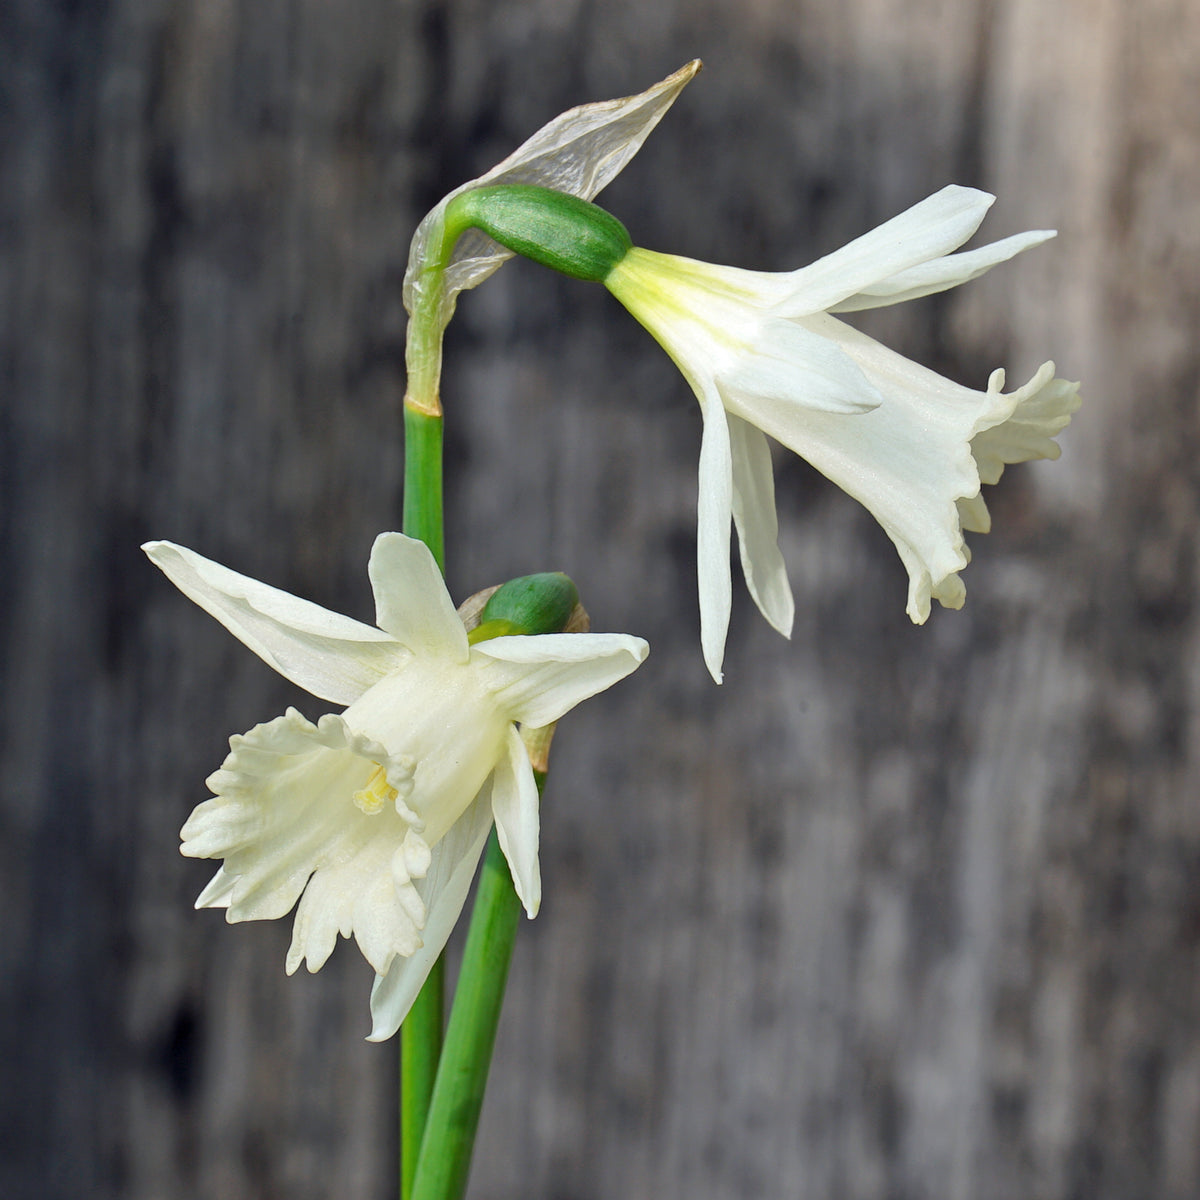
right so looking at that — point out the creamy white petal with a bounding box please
[696,387,735,683]
[470,633,649,727]
[144,541,407,706]
[368,788,495,1042]
[367,532,469,663]
[721,317,883,416]
[830,230,1057,313]
[957,491,993,536]
[194,866,236,909]
[728,415,794,637]
[403,61,701,329]
[777,185,994,316]
[490,725,542,918]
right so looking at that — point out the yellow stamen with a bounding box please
[353,763,398,815]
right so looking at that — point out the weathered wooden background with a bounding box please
[4,1,1198,1197]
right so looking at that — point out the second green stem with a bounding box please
[401,402,447,1200]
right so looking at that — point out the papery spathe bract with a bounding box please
[145,533,647,1040]
[603,185,1081,682]
[404,61,699,407]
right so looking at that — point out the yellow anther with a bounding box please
[353,763,398,815]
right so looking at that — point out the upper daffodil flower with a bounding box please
[404,60,700,411]
[144,533,647,1040]
[602,185,1081,681]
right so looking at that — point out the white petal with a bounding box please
[470,633,649,728]
[727,415,794,637]
[721,317,882,416]
[144,542,407,706]
[696,388,735,683]
[957,491,993,535]
[367,532,469,662]
[367,788,495,1041]
[491,726,541,918]
[403,61,701,326]
[195,867,236,909]
[183,707,427,975]
[777,185,995,316]
[830,230,1057,313]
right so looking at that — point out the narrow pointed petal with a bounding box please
[778,186,995,316]
[830,230,1057,313]
[491,726,541,918]
[728,415,794,637]
[470,633,648,728]
[144,542,408,706]
[696,389,735,682]
[722,318,882,416]
[367,532,469,662]
[367,788,495,1041]
[195,867,236,909]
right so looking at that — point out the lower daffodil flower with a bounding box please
[145,533,647,1040]
[602,185,1081,681]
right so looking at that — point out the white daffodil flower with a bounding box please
[404,60,700,408]
[144,533,647,1040]
[604,184,1081,681]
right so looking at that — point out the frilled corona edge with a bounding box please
[185,707,432,974]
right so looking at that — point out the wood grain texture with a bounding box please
[3,1,1197,1198]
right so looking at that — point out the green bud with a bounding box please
[445,185,632,282]
[471,571,581,639]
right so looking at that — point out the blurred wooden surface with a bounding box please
[3,1,1198,1198]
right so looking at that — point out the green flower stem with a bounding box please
[401,229,450,1200]
[400,395,446,1200]
[402,407,445,572]
[410,777,545,1200]
[401,966,444,1200]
